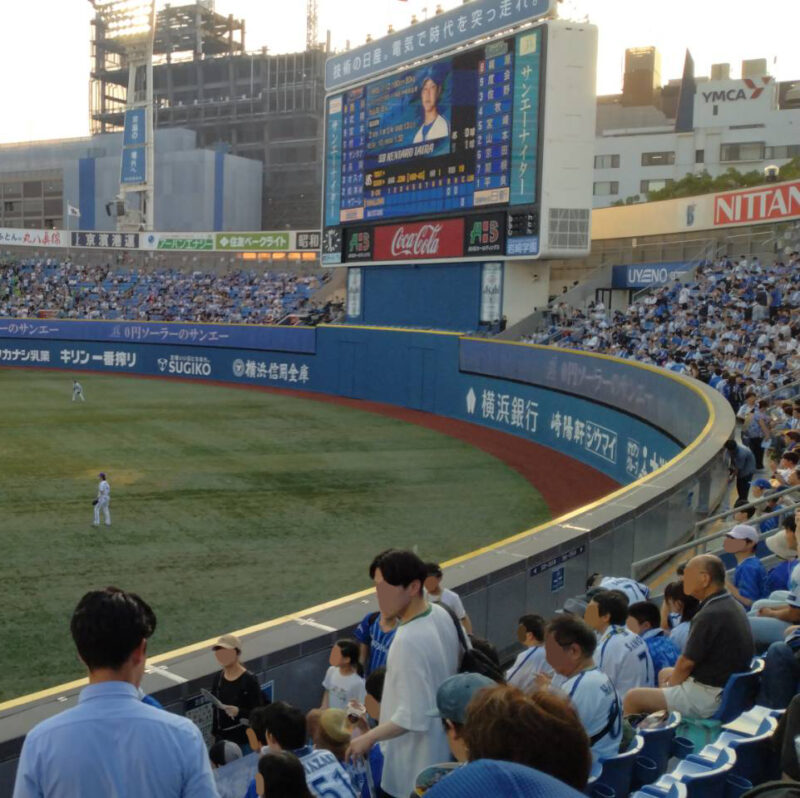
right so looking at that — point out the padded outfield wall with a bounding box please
[0,320,734,792]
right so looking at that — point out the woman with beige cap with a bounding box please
[210,633,264,751]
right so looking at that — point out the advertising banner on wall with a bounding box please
[215,232,292,252]
[325,0,553,90]
[713,179,800,226]
[0,228,70,248]
[373,218,465,261]
[480,263,503,322]
[141,233,215,251]
[611,262,689,289]
[0,317,316,353]
[346,268,363,318]
[73,232,140,249]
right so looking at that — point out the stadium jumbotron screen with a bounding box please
[323,27,544,260]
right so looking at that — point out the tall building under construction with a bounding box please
[90,0,325,230]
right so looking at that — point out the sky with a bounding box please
[0,0,798,144]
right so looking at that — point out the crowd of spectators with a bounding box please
[0,258,343,325]
[526,254,800,403]
[13,545,799,798]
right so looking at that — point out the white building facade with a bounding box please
[592,74,800,207]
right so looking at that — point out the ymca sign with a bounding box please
[701,77,772,104]
[714,180,800,226]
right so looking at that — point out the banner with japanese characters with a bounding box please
[141,233,215,252]
[214,232,292,252]
[510,28,542,206]
[0,228,70,248]
[325,0,553,91]
[0,318,315,354]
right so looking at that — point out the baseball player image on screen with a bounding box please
[93,472,111,527]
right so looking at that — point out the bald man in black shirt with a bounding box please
[623,555,754,719]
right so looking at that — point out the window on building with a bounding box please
[640,179,674,193]
[593,181,619,196]
[720,142,765,162]
[641,151,676,166]
[695,150,705,164]
[764,144,800,159]
[23,181,42,198]
[594,154,620,169]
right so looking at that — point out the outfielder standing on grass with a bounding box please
[72,380,85,402]
[93,472,111,527]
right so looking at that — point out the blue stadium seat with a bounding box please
[595,735,646,797]
[657,746,738,798]
[637,712,694,781]
[678,660,764,748]
[702,715,779,784]
[632,781,688,798]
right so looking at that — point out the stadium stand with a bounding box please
[524,254,800,402]
[0,258,343,325]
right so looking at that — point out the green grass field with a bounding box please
[0,370,549,701]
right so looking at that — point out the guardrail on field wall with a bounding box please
[0,321,735,794]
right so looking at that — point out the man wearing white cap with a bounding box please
[93,473,111,527]
[724,524,767,609]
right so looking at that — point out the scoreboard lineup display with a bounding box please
[323,26,545,262]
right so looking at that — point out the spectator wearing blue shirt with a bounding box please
[244,702,356,798]
[724,524,768,608]
[353,610,397,677]
[12,587,218,798]
[724,440,757,502]
[627,602,680,685]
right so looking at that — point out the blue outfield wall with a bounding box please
[0,322,691,486]
[350,262,484,331]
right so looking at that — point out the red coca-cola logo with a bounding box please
[391,224,443,257]
[374,218,464,261]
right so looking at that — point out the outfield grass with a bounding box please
[0,370,550,700]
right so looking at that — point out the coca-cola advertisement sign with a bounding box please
[373,218,465,261]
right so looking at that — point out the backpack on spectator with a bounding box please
[438,602,506,683]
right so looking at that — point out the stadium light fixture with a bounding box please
[92,0,155,43]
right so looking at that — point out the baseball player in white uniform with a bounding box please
[72,380,86,402]
[93,472,111,527]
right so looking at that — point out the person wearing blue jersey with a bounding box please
[724,524,768,608]
[505,614,553,692]
[544,615,622,765]
[584,590,652,697]
[354,610,397,677]
[243,702,356,798]
[627,602,679,685]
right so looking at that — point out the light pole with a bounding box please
[90,0,156,232]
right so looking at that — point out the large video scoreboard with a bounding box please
[323,26,545,264]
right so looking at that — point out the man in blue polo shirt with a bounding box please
[724,524,768,608]
[13,587,218,798]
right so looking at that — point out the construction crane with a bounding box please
[306,0,318,51]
